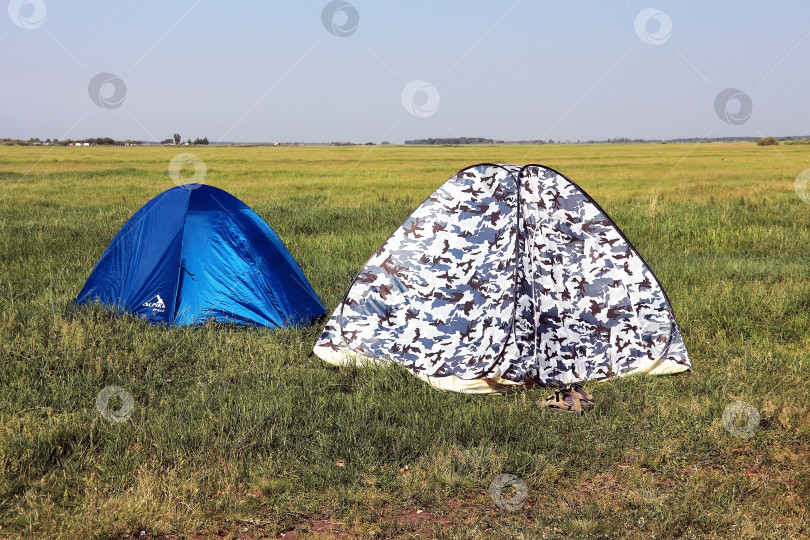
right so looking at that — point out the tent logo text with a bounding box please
[143,294,165,313]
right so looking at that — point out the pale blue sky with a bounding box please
[2,1,808,143]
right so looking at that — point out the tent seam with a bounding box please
[170,188,193,326]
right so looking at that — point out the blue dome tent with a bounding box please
[76,184,325,327]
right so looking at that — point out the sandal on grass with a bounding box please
[537,387,586,415]
[569,384,594,407]
[536,385,594,415]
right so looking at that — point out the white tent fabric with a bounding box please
[314,164,690,393]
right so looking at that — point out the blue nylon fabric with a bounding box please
[76,184,325,328]
[75,187,189,324]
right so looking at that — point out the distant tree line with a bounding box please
[1,137,139,146]
[4,135,810,147]
[67,137,124,146]
[756,136,810,146]
[401,135,810,145]
[159,134,209,145]
[404,137,502,145]
[327,141,390,146]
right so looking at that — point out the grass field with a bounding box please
[1,142,809,539]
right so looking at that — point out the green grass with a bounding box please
[1,142,809,538]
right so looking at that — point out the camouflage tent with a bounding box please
[313,164,690,394]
